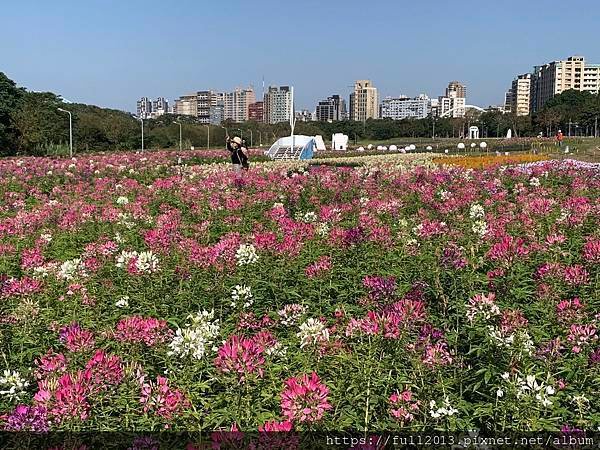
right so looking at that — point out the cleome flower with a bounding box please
[230,285,253,309]
[0,370,30,401]
[297,318,329,349]
[168,310,220,360]
[280,372,331,423]
[466,293,500,323]
[235,243,259,266]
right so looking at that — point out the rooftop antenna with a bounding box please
[290,86,296,154]
[262,76,265,100]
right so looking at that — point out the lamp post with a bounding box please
[258,131,262,147]
[57,108,73,158]
[249,130,253,147]
[205,125,210,149]
[173,121,182,150]
[139,117,144,151]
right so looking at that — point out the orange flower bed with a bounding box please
[433,153,548,169]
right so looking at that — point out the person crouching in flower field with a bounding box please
[226,136,249,173]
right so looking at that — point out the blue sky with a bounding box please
[2,0,599,112]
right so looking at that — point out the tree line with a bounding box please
[1,72,599,156]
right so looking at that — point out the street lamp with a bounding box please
[258,131,262,147]
[57,108,73,158]
[138,117,144,151]
[173,121,182,150]
[248,130,253,147]
[205,125,210,149]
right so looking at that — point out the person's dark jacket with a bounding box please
[227,141,249,167]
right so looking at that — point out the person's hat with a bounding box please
[232,136,243,145]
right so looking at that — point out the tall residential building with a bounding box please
[350,80,379,121]
[295,110,314,122]
[151,98,169,118]
[437,81,467,117]
[224,87,256,122]
[503,90,513,113]
[316,95,347,122]
[531,55,600,112]
[173,91,223,124]
[248,101,264,122]
[508,74,532,116]
[446,81,467,99]
[263,86,292,124]
[136,97,153,119]
[380,94,430,120]
[173,94,197,117]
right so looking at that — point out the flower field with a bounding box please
[0,151,599,438]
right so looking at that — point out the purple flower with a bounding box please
[4,404,49,432]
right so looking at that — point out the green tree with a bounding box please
[0,72,26,155]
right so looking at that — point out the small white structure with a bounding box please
[382,146,388,151]
[357,146,365,152]
[426,145,433,151]
[409,144,416,151]
[367,144,373,150]
[470,143,477,148]
[332,133,348,150]
[389,145,398,151]
[469,126,480,139]
[314,135,326,151]
[480,142,487,150]
[377,145,384,151]
[506,129,512,139]
[266,135,316,160]
[457,143,466,150]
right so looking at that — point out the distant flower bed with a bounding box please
[433,153,549,169]
[0,152,599,434]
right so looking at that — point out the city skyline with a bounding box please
[2,0,600,113]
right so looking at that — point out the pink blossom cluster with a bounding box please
[389,389,420,423]
[214,335,266,381]
[280,372,331,423]
[140,375,190,421]
[305,255,332,278]
[113,316,172,346]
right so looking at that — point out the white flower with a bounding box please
[501,372,510,380]
[168,310,220,360]
[57,258,84,281]
[439,190,451,201]
[115,296,129,308]
[116,196,129,205]
[0,370,30,400]
[236,244,258,266]
[496,389,504,398]
[472,220,488,237]
[278,304,307,326]
[429,397,458,419]
[230,285,253,308]
[316,222,330,238]
[529,177,541,187]
[265,342,287,357]
[40,233,52,243]
[297,318,329,348]
[116,250,138,269]
[469,203,485,219]
[135,251,159,273]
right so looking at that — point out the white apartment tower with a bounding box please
[263,86,292,124]
[350,80,379,121]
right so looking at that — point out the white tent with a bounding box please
[266,135,316,160]
[332,133,348,150]
[314,135,326,151]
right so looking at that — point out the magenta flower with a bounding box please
[59,323,95,353]
[140,375,190,420]
[305,256,332,278]
[280,372,331,423]
[567,323,597,353]
[113,316,172,346]
[4,404,49,432]
[214,335,266,381]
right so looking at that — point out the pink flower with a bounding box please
[113,316,172,346]
[214,335,265,381]
[389,389,419,422]
[59,323,95,353]
[35,349,68,380]
[556,298,585,323]
[567,323,597,353]
[258,420,293,432]
[280,372,331,423]
[563,265,589,286]
[422,341,453,367]
[583,238,600,263]
[305,256,332,278]
[140,376,190,420]
[85,349,124,391]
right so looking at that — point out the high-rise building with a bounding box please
[263,86,292,124]
[316,95,347,122]
[151,98,169,118]
[446,81,467,99]
[380,94,430,120]
[503,90,513,113]
[350,80,379,121]
[248,101,264,122]
[224,87,256,122]
[136,97,153,119]
[507,74,532,116]
[295,110,314,122]
[531,55,600,112]
[437,81,467,117]
[172,91,223,124]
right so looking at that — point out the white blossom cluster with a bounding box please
[117,212,135,229]
[469,203,485,219]
[469,203,488,238]
[115,250,159,273]
[438,189,452,201]
[278,304,308,326]
[472,220,488,238]
[529,177,541,187]
[297,318,329,349]
[429,397,459,419]
[501,373,555,408]
[115,296,130,308]
[465,295,500,322]
[116,196,130,205]
[57,258,86,281]
[236,244,259,266]
[295,211,318,223]
[265,341,287,357]
[230,285,253,308]
[0,370,30,401]
[168,310,220,360]
[487,327,534,356]
[315,222,330,238]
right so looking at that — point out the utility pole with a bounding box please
[173,121,182,150]
[595,116,598,138]
[568,119,572,137]
[205,125,210,149]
